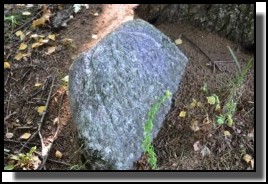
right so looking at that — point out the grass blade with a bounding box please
[227,46,241,73]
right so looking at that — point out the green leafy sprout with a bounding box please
[142,90,172,169]
[4,146,39,170]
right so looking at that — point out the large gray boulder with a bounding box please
[69,19,188,170]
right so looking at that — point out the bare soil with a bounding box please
[4,4,254,170]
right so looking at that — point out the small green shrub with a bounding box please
[142,90,172,169]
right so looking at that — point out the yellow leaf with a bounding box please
[30,34,45,39]
[207,96,216,105]
[92,34,98,39]
[55,150,62,159]
[215,104,221,112]
[32,42,43,49]
[32,17,46,28]
[175,38,182,45]
[42,5,52,21]
[224,131,231,137]
[61,75,69,83]
[197,102,203,107]
[179,111,187,118]
[61,38,73,45]
[15,30,25,40]
[19,43,28,50]
[34,83,42,87]
[37,106,46,115]
[14,53,28,61]
[202,115,210,124]
[243,154,252,163]
[190,99,197,108]
[53,117,59,125]
[45,46,56,55]
[22,11,31,16]
[40,39,49,44]
[190,120,200,132]
[4,62,11,69]
[48,34,56,41]
[20,132,31,140]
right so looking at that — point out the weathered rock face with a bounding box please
[69,19,188,170]
[136,4,254,50]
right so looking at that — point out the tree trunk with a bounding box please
[135,4,254,50]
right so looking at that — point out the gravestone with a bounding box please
[69,19,188,170]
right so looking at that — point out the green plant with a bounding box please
[4,15,18,30]
[4,146,40,170]
[221,47,253,126]
[142,90,172,169]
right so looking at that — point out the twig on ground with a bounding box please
[38,77,66,170]
[18,76,54,153]
[181,34,222,74]
[4,112,17,122]
[47,158,71,166]
[4,139,39,146]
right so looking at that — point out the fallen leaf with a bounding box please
[53,117,59,125]
[20,132,31,140]
[34,83,42,87]
[19,43,28,50]
[40,39,49,44]
[32,17,46,28]
[15,30,25,40]
[61,75,69,83]
[73,4,85,13]
[48,34,56,41]
[4,62,11,69]
[22,11,31,16]
[193,141,201,151]
[4,165,15,170]
[6,132,14,139]
[202,115,210,124]
[243,154,252,163]
[16,4,25,7]
[247,130,254,138]
[92,34,98,39]
[32,42,43,49]
[45,46,56,55]
[190,119,200,132]
[175,38,182,45]
[55,150,63,159]
[207,96,216,105]
[30,34,45,39]
[42,5,51,21]
[61,38,73,45]
[32,156,41,170]
[190,99,197,108]
[26,4,34,8]
[37,106,46,115]
[201,146,211,157]
[179,111,187,118]
[215,104,221,112]
[197,102,203,107]
[224,130,231,137]
[14,53,28,61]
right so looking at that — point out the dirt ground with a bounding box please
[4,4,254,170]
